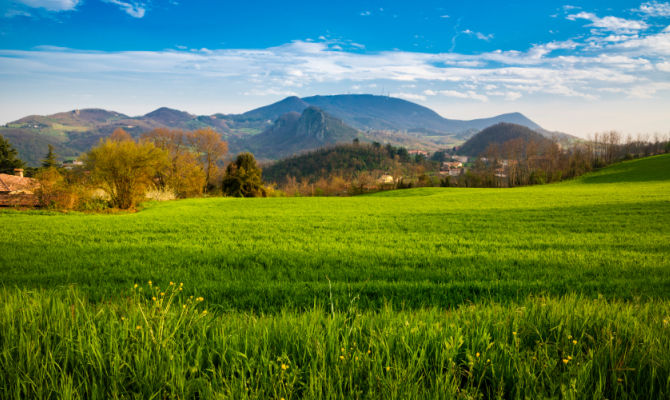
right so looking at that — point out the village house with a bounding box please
[62,160,84,170]
[377,174,395,185]
[442,161,463,170]
[0,169,40,207]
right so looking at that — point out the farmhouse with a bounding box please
[377,174,395,184]
[0,169,40,207]
[442,161,463,170]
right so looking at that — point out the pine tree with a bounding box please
[41,144,59,169]
[0,134,25,174]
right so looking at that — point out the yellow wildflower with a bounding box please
[152,296,157,301]
[197,297,204,302]
[367,350,371,354]
[183,305,187,309]
[202,310,207,315]
[386,366,390,372]
[572,340,578,345]
[180,282,183,287]
[341,347,345,353]
[136,325,142,330]
[160,292,165,297]
[476,352,480,358]
[339,356,344,360]
[512,331,517,336]
[562,358,569,364]
[169,281,174,286]
[148,280,152,286]
[567,356,572,360]
[281,364,288,370]
[133,283,138,289]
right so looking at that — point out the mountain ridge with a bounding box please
[1,94,572,165]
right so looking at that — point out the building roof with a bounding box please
[0,173,40,193]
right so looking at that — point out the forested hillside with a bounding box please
[262,141,436,184]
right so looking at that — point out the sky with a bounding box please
[0,1,669,137]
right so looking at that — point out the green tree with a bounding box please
[83,135,169,209]
[222,152,266,197]
[0,134,25,174]
[41,144,59,169]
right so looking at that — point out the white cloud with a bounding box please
[360,10,370,16]
[567,12,649,33]
[425,89,489,102]
[390,92,426,101]
[636,1,670,17]
[2,17,670,135]
[462,29,494,41]
[629,82,670,98]
[243,88,298,97]
[11,0,79,11]
[656,60,670,71]
[102,0,146,18]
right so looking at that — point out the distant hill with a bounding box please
[262,141,434,184]
[302,94,545,136]
[233,107,359,160]
[457,123,553,157]
[2,94,571,165]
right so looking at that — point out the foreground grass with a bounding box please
[1,155,669,311]
[1,286,669,399]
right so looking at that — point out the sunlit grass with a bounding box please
[1,287,668,399]
[1,155,668,310]
[1,154,669,398]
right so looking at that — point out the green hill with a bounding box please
[262,141,433,184]
[456,122,553,157]
[577,153,670,184]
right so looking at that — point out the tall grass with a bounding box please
[1,286,668,399]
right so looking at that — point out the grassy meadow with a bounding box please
[1,154,669,398]
[1,154,669,310]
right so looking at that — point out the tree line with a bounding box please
[2,129,668,207]
[448,131,670,188]
[0,128,265,210]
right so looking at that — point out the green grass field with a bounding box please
[1,154,669,398]
[1,154,669,310]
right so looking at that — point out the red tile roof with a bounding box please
[0,173,40,193]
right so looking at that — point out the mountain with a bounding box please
[301,94,550,137]
[232,107,359,160]
[239,96,309,122]
[2,94,570,165]
[143,107,195,127]
[456,123,553,157]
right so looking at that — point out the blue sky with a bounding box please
[1,0,669,137]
